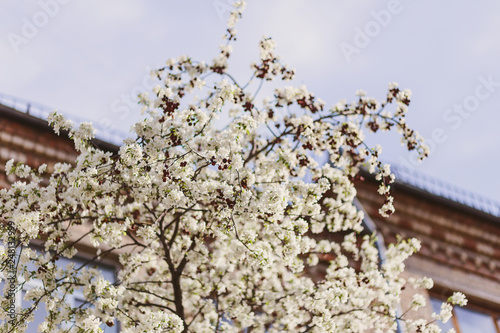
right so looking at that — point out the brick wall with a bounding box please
[355,177,500,310]
[2,103,500,327]
[0,105,77,187]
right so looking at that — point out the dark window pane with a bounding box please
[1,244,118,331]
[73,296,119,333]
[74,296,90,309]
[455,306,496,333]
[22,288,48,333]
[430,298,455,331]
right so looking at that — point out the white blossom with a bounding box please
[0,2,450,332]
[448,292,467,306]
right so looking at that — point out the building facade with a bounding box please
[1,102,500,332]
[356,168,500,332]
[0,103,120,332]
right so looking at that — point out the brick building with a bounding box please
[356,167,500,332]
[0,101,117,187]
[0,101,120,332]
[1,101,500,332]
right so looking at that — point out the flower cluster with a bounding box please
[0,1,462,332]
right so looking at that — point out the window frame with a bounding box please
[430,291,500,333]
[2,243,120,333]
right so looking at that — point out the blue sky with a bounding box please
[1,1,500,202]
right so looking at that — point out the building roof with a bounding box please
[391,164,500,219]
[0,93,126,147]
[0,94,121,153]
[1,93,499,219]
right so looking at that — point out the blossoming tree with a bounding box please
[0,2,466,332]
